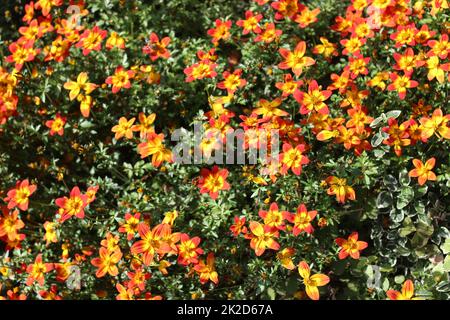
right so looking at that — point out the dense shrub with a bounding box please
[0,0,449,300]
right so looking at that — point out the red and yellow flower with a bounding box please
[286,204,317,235]
[197,166,230,200]
[55,186,88,222]
[298,261,330,300]
[335,232,368,260]
[248,221,280,256]
[4,179,37,211]
[408,157,437,186]
[278,41,315,76]
[105,66,135,93]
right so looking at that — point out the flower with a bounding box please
[294,6,320,28]
[275,74,303,97]
[105,66,135,93]
[425,56,449,84]
[5,40,40,71]
[286,204,317,235]
[131,223,173,265]
[427,34,450,59]
[45,113,66,136]
[111,117,138,140]
[26,254,53,286]
[207,19,232,45]
[254,22,282,43]
[230,216,248,236]
[63,72,97,101]
[35,0,63,17]
[248,221,280,256]
[236,11,263,35]
[76,26,107,55]
[137,132,173,167]
[118,212,141,240]
[4,179,37,211]
[294,80,332,115]
[253,98,288,118]
[55,186,88,222]
[420,108,450,140]
[184,60,217,82]
[258,202,289,231]
[280,143,310,176]
[193,252,219,285]
[408,157,437,186]
[335,232,368,259]
[43,221,58,245]
[278,41,315,76]
[91,247,123,278]
[142,32,171,61]
[106,31,126,50]
[298,261,329,300]
[386,280,418,300]
[387,72,418,100]
[325,176,356,203]
[197,166,230,199]
[313,37,338,59]
[132,112,156,138]
[177,233,204,265]
[276,247,296,270]
[0,207,25,241]
[217,69,247,94]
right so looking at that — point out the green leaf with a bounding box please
[376,191,393,209]
[385,110,401,119]
[441,238,450,255]
[399,217,416,237]
[397,187,414,210]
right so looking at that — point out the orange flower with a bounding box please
[217,69,247,94]
[408,157,437,186]
[335,232,368,260]
[207,19,232,45]
[276,247,296,270]
[294,6,320,28]
[298,261,329,300]
[313,37,338,59]
[390,24,417,47]
[254,22,282,43]
[271,0,299,19]
[126,266,151,291]
[91,247,122,278]
[26,254,53,286]
[230,216,248,236]
[43,221,58,245]
[387,72,418,100]
[193,252,219,285]
[253,98,288,118]
[137,132,173,167]
[427,34,450,59]
[393,48,424,74]
[18,19,44,42]
[295,80,332,115]
[76,26,107,56]
[5,40,40,71]
[286,204,317,235]
[132,112,156,138]
[184,60,217,82]
[425,56,450,84]
[118,212,141,240]
[34,0,62,16]
[55,186,88,222]
[419,108,450,140]
[325,176,356,203]
[258,202,290,231]
[23,2,34,23]
[106,31,126,50]
[280,143,310,176]
[45,113,66,136]
[0,207,25,241]
[197,166,230,200]
[236,10,263,35]
[105,66,135,93]
[131,223,173,265]
[86,185,99,204]
[278,41,315,76]
[39,285,62,300]
[386,280,417,300]
[248,221,280,256]
[346,53,370,79]
[177,233,204,265]
[340,36,366,56]
[275,74,303,97]
[4,179,37,211]
[142,32,171,61]
[63,72,97,101]
[116,283,134,300]
[111,117,138,140]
